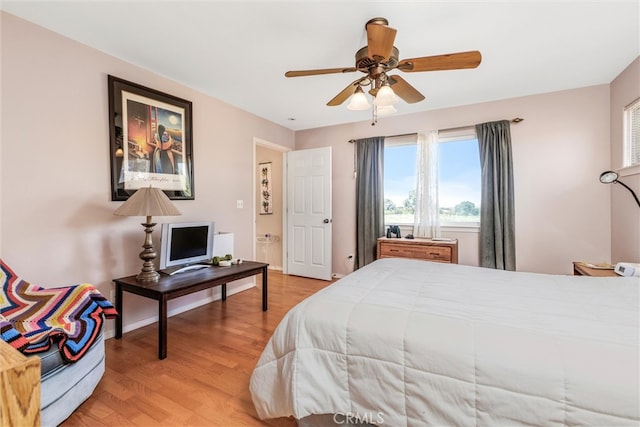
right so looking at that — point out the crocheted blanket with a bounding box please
[0,259,118,363]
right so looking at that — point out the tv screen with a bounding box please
[159,221,215,270]
[169,225,208,261]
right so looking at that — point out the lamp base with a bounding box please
[137,270,160,283]
[136,218,160,283]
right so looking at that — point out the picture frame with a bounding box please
[259,162,273,215]
[108,75,194,200]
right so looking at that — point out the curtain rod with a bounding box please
[348,117,524,143]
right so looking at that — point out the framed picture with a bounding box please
[259,162,273,215]
[108,75,194,200]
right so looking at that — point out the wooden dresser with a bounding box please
[377,237,458,264]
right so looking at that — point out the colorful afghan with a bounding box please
[0,259,118,363]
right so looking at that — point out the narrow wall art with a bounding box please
[259,162,273,214]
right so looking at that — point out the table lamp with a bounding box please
[114,186,181,282]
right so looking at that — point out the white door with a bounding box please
[285,147,332,280]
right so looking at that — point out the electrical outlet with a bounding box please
[236,200,244,209]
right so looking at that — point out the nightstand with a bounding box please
[572,262,618,277]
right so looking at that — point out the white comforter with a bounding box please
[250,258,639,426]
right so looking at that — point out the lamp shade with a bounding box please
[373,84,399,107]
[347,87,371,111]
[599,170,619,184]
[114,186,181,217]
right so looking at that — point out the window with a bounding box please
[383,129,481,227]
[624,98,640,167]
[437,128,481,225]
[383,135,418,225]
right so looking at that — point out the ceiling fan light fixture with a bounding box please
[373,83,398,107]
[347,86,371,111]
[376,104,397,116]
[284,17,481,125]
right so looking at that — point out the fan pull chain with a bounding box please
[371,80,378,126]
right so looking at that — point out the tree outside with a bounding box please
[384,192,480,224]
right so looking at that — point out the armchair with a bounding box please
[0,259,117,426]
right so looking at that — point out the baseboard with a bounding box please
[103,282,255,340]
[268,265,283,271]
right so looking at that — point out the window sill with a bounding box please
[618,164,640,177]
[387,223,480,234]
[442,224,480,233]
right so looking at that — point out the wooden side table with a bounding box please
[114,261,268,359]
[572,262,618,277]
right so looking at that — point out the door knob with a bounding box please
[323,218,330,224]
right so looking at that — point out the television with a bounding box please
[159,221,215,272]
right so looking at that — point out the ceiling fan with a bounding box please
[285,17,482,113]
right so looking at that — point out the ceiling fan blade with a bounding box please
[367,23,397,62]
[398,50,482,72]
[285,67,358,77]
[388,75,425,104]
[327,78,367,106]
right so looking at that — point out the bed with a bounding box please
[250,258,639,426]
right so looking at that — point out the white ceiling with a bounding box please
[2,1,638,131]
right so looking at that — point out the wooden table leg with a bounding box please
[159,295,168,359]
[262,266,268,311]
[221,284,227,301]
[115,283,123,339]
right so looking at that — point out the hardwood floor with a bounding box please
[63,271,333,427]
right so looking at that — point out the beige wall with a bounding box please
[0,12,294,336]
[255,145,283,269]
[1,11,636,330]
[296,84,613,275]
[609,57,640,263]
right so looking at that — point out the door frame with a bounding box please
[252,137,291,271]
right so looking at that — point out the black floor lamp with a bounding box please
[599,170,640,208]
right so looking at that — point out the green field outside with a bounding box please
[384,213,480,224]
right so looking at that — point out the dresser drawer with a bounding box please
[377,238,458,263]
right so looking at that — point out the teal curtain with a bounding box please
[476,120,516,270]
[354,137,385,269]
